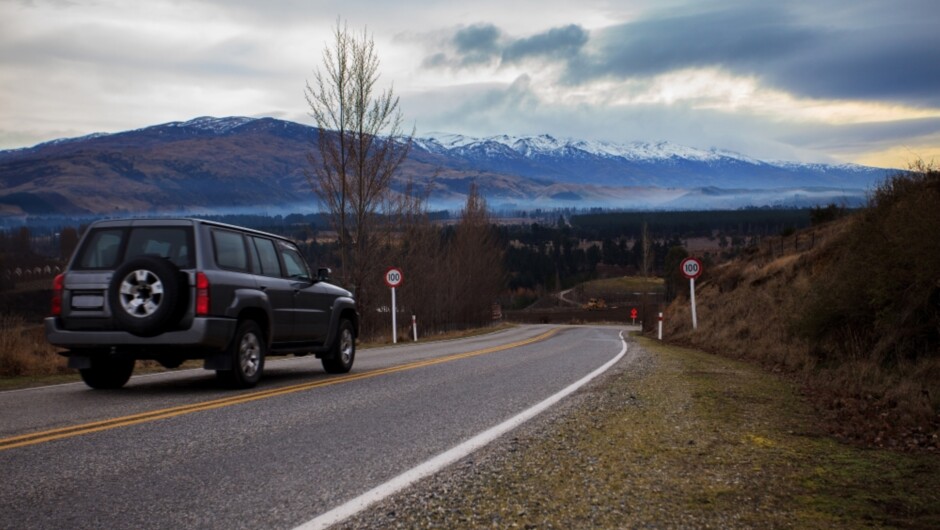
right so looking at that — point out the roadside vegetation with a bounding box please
[662,163,940,450]
[0,314,67,379]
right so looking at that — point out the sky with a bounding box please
[2,0,939,168]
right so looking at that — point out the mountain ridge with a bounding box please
[0,116,895,217]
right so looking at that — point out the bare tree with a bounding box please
[305,21,413,306]
[306,23,352,282]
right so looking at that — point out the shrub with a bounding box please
[796,163,940,366]
[0,314,68,376]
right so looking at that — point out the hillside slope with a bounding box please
[660,200,940,450]
[0,117,893,216]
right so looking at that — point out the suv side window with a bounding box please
[250,236,281,277]
[279,244,310,280]
[212,230,249,271]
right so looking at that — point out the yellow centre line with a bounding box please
[0,328,560,452]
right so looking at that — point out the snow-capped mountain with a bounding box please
[0,117,895,217]
[417,133,762,164]
[413,132,888,190]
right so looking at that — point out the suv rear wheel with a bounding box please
[322,319,355,374]
[217,320,266,388]
[80,356,135,389]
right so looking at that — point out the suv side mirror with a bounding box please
[317,267,332,282]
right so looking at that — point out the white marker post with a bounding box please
[384,267,404,344]
[657,312,663,340]
[412,314,418,342]
[680,257,703,331]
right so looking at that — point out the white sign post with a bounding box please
[680,257,703,330]
[384,267,404,343]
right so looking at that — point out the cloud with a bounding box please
[454,24,502,59]
[568,2,940,106]
[2,0,938,168]
[779,117,940,153]
[422,23,589,70]
[419,3,940,108]
[574,6,814,79]
[502,24,588,63]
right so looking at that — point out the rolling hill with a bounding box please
[0,116,895,217]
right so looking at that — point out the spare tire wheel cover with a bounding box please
[109,257,182,336]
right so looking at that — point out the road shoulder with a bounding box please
[337,334,940,529]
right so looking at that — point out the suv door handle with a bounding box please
[259,285,267,291]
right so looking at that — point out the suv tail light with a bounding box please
[195,272,210,315]
[51,273,65,316]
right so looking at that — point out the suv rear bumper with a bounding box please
[44,317,236,352]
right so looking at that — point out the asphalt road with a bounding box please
[0,324,630,529]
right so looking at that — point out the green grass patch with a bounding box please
[0,373,80,391]
[629,337,940,528]
[583,276,664,296]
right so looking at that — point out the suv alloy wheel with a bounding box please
[108,256,186,337]
[218,320,266,388]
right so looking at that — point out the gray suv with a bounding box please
[45,218,358,389]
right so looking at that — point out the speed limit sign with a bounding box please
[384,267,404,288]
[680,257,702,330]
[680,257,703,279]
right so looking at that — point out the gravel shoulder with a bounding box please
[338,334,940,529]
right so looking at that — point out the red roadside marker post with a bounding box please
[384,267,404,343]
[630,307,638,325]
[680,257,703,330]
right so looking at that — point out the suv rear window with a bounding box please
[74,226,194,270]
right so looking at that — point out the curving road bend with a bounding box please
[0,324,632,529]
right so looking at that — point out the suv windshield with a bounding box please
[75,226,195,269]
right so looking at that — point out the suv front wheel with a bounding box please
[218,320,266,388]
[322,319,355,374]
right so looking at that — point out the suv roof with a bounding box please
[86,217,292,243]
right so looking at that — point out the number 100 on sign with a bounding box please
[680,258,702,279]
[384,268,404,288]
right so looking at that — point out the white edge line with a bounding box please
[294,330,629,530]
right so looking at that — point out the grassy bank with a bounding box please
[662,168,940,450]
[342,335,940,529]
[662,216,940,450]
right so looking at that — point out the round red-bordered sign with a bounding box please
[680,257,703,279]
[384,267,404,288]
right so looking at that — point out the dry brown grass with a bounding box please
[660,218,940,451]
[0,314,69,377]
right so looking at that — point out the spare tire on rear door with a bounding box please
[108,256,186,336]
